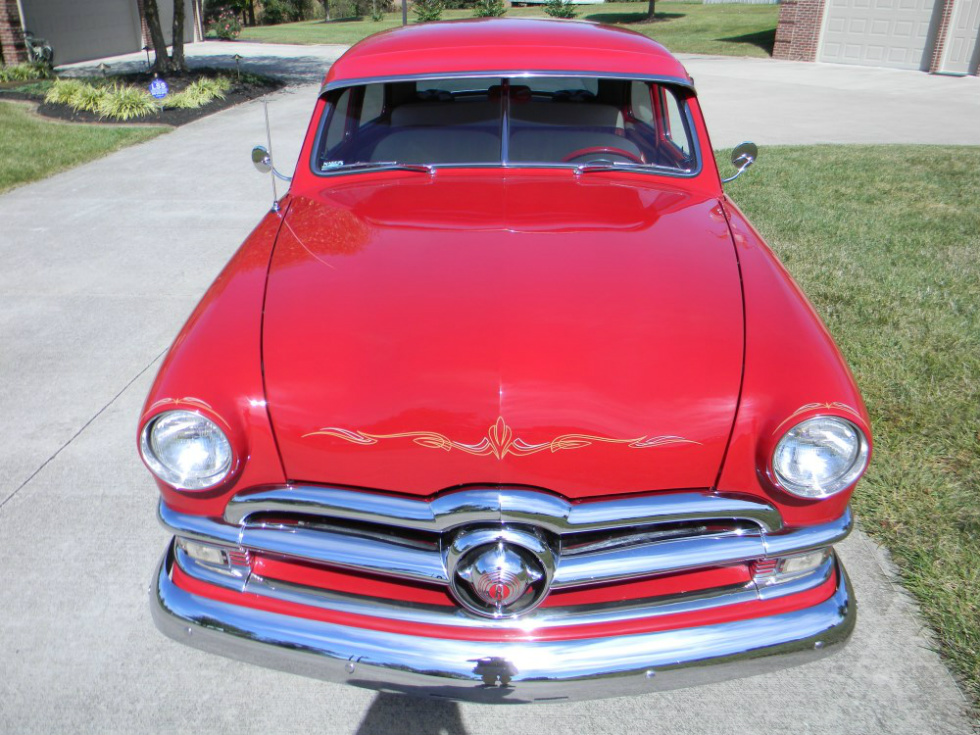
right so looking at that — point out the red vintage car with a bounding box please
[142,19,870,702]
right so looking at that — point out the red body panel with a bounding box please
[173,562,837,642]
[138,213,288,517]
[263,171,742,497]
[140,20,869,530]
[322,19,692,89]
[715,200,871,525]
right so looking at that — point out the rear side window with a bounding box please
[324,88,352,150]
[660,88,693,158]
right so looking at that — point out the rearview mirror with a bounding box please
[722,141,758,184]
[251,145,272,175]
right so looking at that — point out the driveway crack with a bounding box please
[0,348,167,511]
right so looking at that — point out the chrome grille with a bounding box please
[159,485,852,627]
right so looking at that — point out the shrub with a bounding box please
[69,83,111,113]
[261,0,313,23]
[207,9,243,38]
[413,0,444,21]
[97,83,159,121]
[544,0,576,17]
[0,61,52,83]
[44,78,86,105]
[472,0,505,16]
[163,76,233,109]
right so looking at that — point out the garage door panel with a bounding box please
[820,0,937,69]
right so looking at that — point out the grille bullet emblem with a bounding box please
[446,527,555,618]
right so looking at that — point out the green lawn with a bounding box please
[238,2,779,57]
[723,145,980,707]
[0,101,166,193]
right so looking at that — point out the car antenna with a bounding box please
[263,102,280,212]
[250,102,293,214]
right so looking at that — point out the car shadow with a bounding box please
[354,692,469,735]
[717,28,777,55]
[583,11,685,24]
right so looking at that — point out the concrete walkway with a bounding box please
[0,41,976,735]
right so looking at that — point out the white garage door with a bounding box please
[819,0,938,70]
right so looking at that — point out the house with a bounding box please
[774,0,980,75]
[1,0,202,67]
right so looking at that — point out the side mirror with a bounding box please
[251,145,272,175]
[722,141,758,184]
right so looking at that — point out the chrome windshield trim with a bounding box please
[223,487,784,533]
[319,71,697,96]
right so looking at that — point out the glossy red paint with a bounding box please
[172,561,837,642]
[251,554,753,608]
[141,19,870,657]
[264,171,742,497]
[323,19,692,90]
[715,200,872,526]
[138,213,288,517]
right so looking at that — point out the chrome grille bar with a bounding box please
[159,489,851,592]
[224,486,784,532]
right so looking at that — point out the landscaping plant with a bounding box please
[0,61,52,83]
[473,0,506,17]
[97,83,159,121]
[413,0,444,21]
[544,0,577,18]
[207,9,244,38]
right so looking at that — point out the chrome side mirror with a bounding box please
[251,145,272,174]
[722,141,758,184]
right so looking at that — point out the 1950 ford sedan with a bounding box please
[141,19,871,703]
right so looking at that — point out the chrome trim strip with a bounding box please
[175,549,835,632]
[162,499,850,590]
[242,524,447,584]
[151,550,855,703]
[764,508,852,557]
[320,71,697,96]
[553,532,765,588]
[223,487,784,532]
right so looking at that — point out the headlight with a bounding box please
[772,416,869,498]
[140,410,233,490]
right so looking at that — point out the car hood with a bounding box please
[263,172,743,498]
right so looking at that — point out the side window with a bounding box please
[325,88,353,152]
[661,88,692,157]
[630,81,654,124]
[359,84,383,126]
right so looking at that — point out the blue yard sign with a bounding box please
[149,78,169,99]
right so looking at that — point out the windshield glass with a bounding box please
[313,76,698,175]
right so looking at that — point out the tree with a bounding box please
[144,0,188,74]
[646,0,655,20]
[320,0,331,21]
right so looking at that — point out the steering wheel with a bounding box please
[562,146,644,164]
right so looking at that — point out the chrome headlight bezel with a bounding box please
[139,409,234,491]
[771,415,870,499]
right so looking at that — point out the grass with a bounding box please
[238,1,779,57]
[0,101,166,193]
[723,145,980,707]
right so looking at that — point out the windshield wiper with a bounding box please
[321,161,435,174]
[574,161,681,175]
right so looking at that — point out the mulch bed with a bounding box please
[0,68,284,126]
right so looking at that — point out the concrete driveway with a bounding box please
[1,42,977,735]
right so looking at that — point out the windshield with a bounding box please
[312,76,699,175]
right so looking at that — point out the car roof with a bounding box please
[322,18,693,92]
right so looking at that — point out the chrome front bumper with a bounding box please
[150,546,855,703]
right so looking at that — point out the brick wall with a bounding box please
[927,0,955,72]
[0,0,26,65]
[773,0,828,62]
